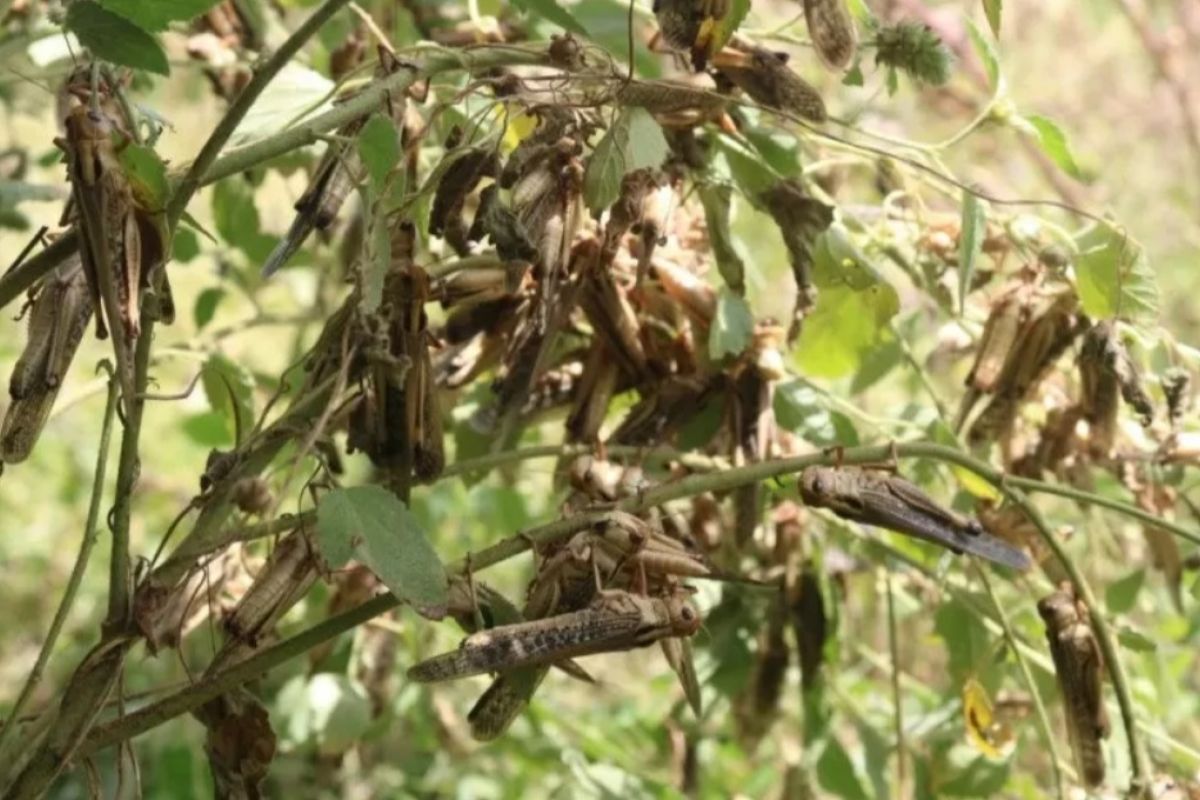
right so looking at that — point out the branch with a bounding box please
[0,373,119,763]
[0,44,554,311]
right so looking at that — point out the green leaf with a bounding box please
[934,597,992,682]
[1023,114,1085,180]
[698,184,745,293]
[796,284,899,379]
[181,411,232,448]
[965,18,1000,91]
[938,752,1010,797]
[117,142,170,211]
[1105,568,1145,614]
[711,133,780,196]
[677,391,727,451]
[1073,222,1160,323]
[193,287,225,330]
[211,179,276,263]
[982,0,1002,38]
[583,107,668,214]
[957,190,986,313]
[65,2,169,76]
[710,0,751,53]
[816,737,870,800]
[172,226,200,263]
[1117,625,1157,653]
[316,486,449,613]
[276,674,371,755]
[811,225,883,290]
[708,288,755,361]
[356,113,400,191]
[100,0,224,31]
[201,353,256,441]
[511,0,588,36]
[775,381,840,445]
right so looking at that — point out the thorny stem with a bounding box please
[0,374,119,761]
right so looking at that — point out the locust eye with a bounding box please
[678,605,696,624]
[811,474,827,495]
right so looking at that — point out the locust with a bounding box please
[467,513,710,739]
[1,255,94,463]
[57,68,170,407]
[261,51,410,277]
[1037,588,1109,788]
[798,466,1031,570]
[407,587,701,683]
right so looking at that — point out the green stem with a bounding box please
[165,0,355,228]
[0,46,553,312]
[0,374,119,767]
[885,569,907,792]
[974,563,1068,800]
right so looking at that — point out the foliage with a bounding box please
[0,1,1199,799]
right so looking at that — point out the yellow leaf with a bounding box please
[952,464,1002,502]
[502,106,538,152]
[962,678,1015,759]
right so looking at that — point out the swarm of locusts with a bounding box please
[2,0,1196,793]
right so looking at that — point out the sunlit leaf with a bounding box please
[1074,222,1160,323]
[66,2,169,76]
[796,284,899,379]
[117,142,170,211]
[1023,114,1085,180]
[316,486,449,614]
[709,288,755,360]
[965,18,1000,91]
[357,112,400,191]
[958,190,986,314]
[583,107,668,214]
[982,0,1002,38]
[962,678,1015,759]
[100,0,223,31]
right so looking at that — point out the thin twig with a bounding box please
[884,568,907,793]
[0,372,119,760]
[973,562,1068,800]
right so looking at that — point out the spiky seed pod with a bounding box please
[713,46,827,123]
[873,22,953,86]
[803,0,857,71]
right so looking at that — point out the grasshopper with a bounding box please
[798,466,1032,570]
[261,51,411,277]
[1,255,94,463]
[408,587,700,683]
[467,514,709,739]
[1037,588,1109,788]
[57,68,171,408]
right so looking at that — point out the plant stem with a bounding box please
[974,563,1068,800]
[165,0,355,228]
[885,568,907,793]
[0,374,119,764]
[0,45,553,311]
